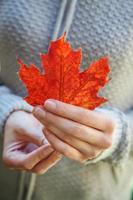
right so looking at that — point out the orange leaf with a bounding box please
[18,33,110,110]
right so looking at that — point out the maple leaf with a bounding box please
[18,33,110,110]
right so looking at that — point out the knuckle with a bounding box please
[72,151,86,163]
[78,154,87,164]
[33,168,46,175]
[62,146,73,159]
[2,154,10,166]
[37,170,45,175]
[3,153,19,169]
[71,124,83,135]
[103,137,112,148]
[45,123,51,129]
[83,145,97,159]
[2,152,14,168]
[32,169,40,174]
[106,118,116,133]
[62,147,69,157]
[109,120,116,132]
[88,150,97,158]
[37,153,43,161]
[65,151,73,159]
[18,127,26,134]
[22,160,32,170]
[61,133,70,142]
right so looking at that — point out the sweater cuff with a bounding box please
[85,107,129,164]
[0,93,33,135]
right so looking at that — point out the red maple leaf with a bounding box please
[18,33,110,110]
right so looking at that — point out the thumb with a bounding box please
[3,144,54,170]
[18,123,46,146]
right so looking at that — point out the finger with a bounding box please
[43,99,114,132]
[45,127,101,157]
[33,108,111,149]
[45,129,87,163]
[17,130,45,147]
[3,144,54,170]
[3,150,27,169]
[17,117,45,146]
[32,151,62,174]
[23,144,54,170]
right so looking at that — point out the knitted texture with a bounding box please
[68,0,133,111]
[0,0,133,200]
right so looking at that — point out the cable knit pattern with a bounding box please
[0,1,133,200]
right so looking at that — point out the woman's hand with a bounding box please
[33,99,116,163]
[3,110,62,174]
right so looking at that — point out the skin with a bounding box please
[3,111,62,174]
[3,99,116,174]
[33,99,116,163]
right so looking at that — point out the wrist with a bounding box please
[3,100,33,135]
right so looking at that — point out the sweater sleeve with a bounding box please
[0,85,33,135]
[85,107,131,165]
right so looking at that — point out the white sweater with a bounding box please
[0,0,133,200]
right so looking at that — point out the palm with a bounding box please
[3,110,62,174]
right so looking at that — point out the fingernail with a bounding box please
[33,106,46,117]
[44,100,56,110]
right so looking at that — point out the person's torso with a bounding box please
[0,1,133,200]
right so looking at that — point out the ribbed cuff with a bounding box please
[85,107,129,165]
[0,93,33,135]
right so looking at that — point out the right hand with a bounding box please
[3,110,62,174]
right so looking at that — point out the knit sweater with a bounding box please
[0,0,133,200]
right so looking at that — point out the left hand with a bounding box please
[33,100,116,163]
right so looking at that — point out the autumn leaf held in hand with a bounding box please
[18,33,110,110]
